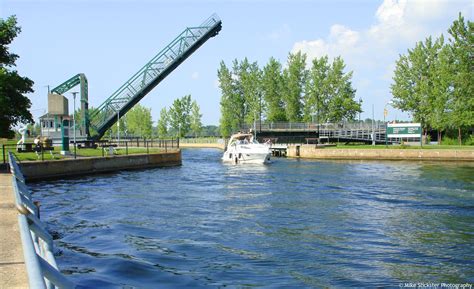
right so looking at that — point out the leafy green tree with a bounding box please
[447,13,474,144]
[304,56,360,123]
[190,100,202,137]
[391,36,443,136]
[168,94,192,137]
[303,56,330,122]
[218,60,241,137]
[241,60,262,126]
[262,57,286,122]
[282,51,307,122]
[428,37,452,144]
[325,57,360,122]
[0,16,34,138]
[125,104,153,138]
[157,107,169,138]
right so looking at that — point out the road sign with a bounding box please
[386,123,421,138]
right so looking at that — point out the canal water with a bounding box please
[29,148,474,288]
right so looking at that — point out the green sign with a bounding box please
[387,123,421,138]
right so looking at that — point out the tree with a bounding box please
[428,37,452,144]
[447,13,474,144]
[262,57,286,122]
[218,60,241,137]
[0,16,34,138]
[190,100,202,137]
[241,60,262,126]
[157,107,169,138]
[282,51,306,122]
[125,104,153,138]
[168,94,192,137]
[325,57,360,122]
[304,56,330,122]
[391,36,443,136]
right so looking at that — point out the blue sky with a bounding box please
[1,0,472,125]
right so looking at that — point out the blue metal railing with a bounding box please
[8,152,76,289]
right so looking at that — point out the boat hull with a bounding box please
[222,151,271,164]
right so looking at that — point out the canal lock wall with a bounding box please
[19,150,181,181]
[287,145,474,161]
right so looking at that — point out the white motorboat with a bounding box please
[222,133,271,164]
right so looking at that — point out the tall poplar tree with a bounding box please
[283,51,307,122]
[157,107,169,138]
[241,60,262,126]
[168,95,192,137]
[304,56,330,122]
[325,57,360,122]
[218,61,239,137]
[190,100,202,137]
[262,57,286,122]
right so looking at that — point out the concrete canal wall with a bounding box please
[287,145,474,161]
[20,150,181,181]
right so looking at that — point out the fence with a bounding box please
[2,138,180,163]
[8,152,77,289]
[241,121,386,132]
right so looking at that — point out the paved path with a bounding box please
[0,173,28,288]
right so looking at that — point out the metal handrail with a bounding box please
[8,152,76,289]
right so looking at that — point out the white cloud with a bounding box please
[191,71,199,80]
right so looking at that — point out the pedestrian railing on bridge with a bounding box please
[8,152,77,289]
[242,121,388,143]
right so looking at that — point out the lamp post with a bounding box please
[71,92,78,158]
[117,111,120,145]
[384,100,393,148]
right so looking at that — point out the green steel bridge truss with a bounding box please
[86,13,222,139]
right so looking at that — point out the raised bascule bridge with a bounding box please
[49,14,222,141]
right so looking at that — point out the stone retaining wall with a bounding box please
[20,150,181,181]
[287,145,474,161]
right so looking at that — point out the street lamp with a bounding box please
[384,100,394,147]
[71,92,78,158]
[117,111,120,144]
